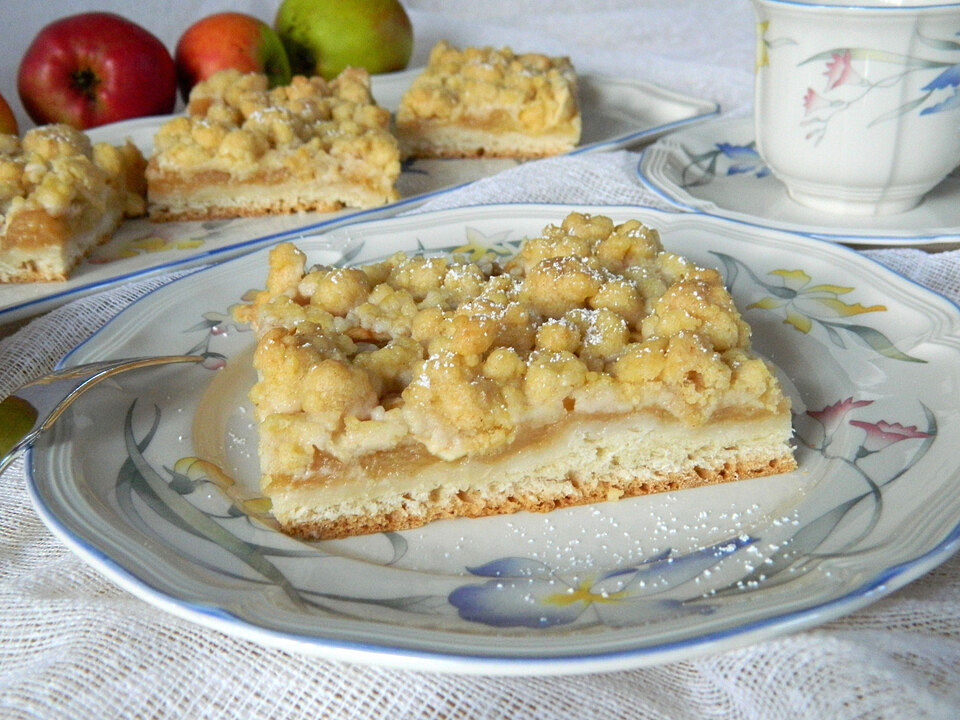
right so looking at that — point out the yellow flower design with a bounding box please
[451,227,515,261]
[748,268,885,333]
[173,456,274,520]
[756,21,770,70]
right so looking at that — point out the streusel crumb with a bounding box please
[241,213,785,463]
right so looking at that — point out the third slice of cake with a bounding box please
[147,68,400,221]
[239,212,796,539]
[396,41,581,159]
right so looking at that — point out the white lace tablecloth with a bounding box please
[2,2,960,719]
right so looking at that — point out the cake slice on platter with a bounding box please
[0,124,146,283]
[237,212,796,539]
[147,68,400,221]
[396,41,581,159]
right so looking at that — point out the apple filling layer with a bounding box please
[396,41,581,159]
[238,212,796,539]
[147,69,400,221]
[0,125,146,283]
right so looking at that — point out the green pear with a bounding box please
[275,0,413,80]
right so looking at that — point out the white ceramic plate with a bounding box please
[637,116,960,247]
[0,72,717,325]
[28,204,960,675]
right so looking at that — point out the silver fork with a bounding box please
[0,355,203,474]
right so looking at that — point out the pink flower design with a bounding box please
[201,355,227,371]
[824,51,860,91]
[849,420,933,454]
[803,88,832,115]
[808,398,873,438]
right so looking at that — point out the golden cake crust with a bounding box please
[147,69,400,221]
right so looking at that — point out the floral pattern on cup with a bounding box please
[798,33,960,144]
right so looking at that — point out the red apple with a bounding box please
[0,94,17,135]
[18,12,176,130]
[175,13,291,100]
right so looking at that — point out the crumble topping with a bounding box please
[151,68,399,181]
[240,212,786,469]
[396,40,579,134]
[0,124,146,242]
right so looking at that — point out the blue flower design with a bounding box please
[920,63,960,115]
[447,535,756,628]
[716,143,770,178]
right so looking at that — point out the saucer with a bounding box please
[637,116,960,247]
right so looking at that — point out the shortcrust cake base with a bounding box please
[148,174,400,222]
[266,411,796,540]
[0,205,122,283]
[396,120,580,159]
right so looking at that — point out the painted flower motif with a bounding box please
[756,21,770,70]
[849,420,933,455]
[717,143,770,178]
[185,309,251,370]
[748,269,884,334]
[803,88,834,115]
[448,535,755,629]
[808,398,873,439]
[921,62,960,115]
[451,227,515,261]
[798,34,960,141]
[824,51,861,91]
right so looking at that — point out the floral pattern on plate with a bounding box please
[30,205,960,673]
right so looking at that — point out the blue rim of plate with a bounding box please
[0,89,719,325]
[636,150,960,246]
[30,201,960,674]
[755,0,960,10]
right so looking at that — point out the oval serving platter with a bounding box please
[27,203,960,675]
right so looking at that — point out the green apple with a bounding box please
[275,0,413,80]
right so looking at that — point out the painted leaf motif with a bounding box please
[466,557,555,578]
[870,93,934,126]
[711,252,795,298]
[821,321,926,363]
[918,35,960,53]
[710,496,864,598]
[383,532,408,565]
[800,48,949,69]
[821,322,847,349]
[123,403,303,605]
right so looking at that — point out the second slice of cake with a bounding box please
[396,41,581,159]
[147,68,401,221]
[239,212,796,540]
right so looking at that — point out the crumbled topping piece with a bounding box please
[151,68,398,184]
[0,124,145,239]
[398,41,579,135]
[244,212,786,464]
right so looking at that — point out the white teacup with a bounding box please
[751,0,960,215]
